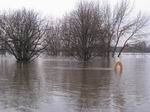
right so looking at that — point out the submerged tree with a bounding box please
[117,13,149,57]
[45,21,61,56]
[61,0,149,61]
[0,9,46,62]
[62,2,103,61]
[0,0,148,62]
[110,0,149,57]
[61,15,75,56]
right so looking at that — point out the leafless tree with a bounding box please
[110,0,149,57]
[45,20,61,56]
[61,15,75,56]
[0,36,6,55]
[62,2,103,61]
[61,0,149,60]
[98,5,114,57]
[117,13,149,57]
[0,9,46,62]
[0,1,147,62]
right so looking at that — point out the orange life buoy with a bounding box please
[114,59,123,75]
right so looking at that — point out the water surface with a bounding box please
[0,54,150,112]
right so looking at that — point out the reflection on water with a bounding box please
[0,54,150,112]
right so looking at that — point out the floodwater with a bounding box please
[0,53,150,112]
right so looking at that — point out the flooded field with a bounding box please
[0,53,150,112]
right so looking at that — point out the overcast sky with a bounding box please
[0,0,150,18]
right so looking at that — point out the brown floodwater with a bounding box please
[0,53,150,112]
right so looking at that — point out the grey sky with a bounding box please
[0,0,149,17]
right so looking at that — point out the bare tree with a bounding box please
[117,13,149,57]
[62,2,102,61]
[110,0,149,57]
[0,9,46,62]
[61,15,75,56]
[45,20,61,56]
[61,0,149,60]
[98,5,114,57]
[0,36,6,55]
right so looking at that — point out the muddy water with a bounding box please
[0,54,150,112]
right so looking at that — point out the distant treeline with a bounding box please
[113,47,150,53]
[0,0,149,62]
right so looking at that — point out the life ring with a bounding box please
[114,58,123,75]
